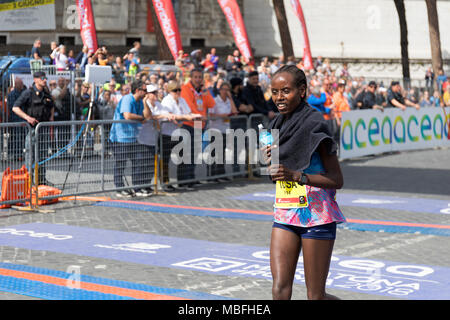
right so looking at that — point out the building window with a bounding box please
[190,38,205,48]
[59,36,75,46]
[0,36,6,46]
[126,37,142,48]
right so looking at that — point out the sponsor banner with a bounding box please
[0,0,55,31]
[290,0,313,70]
[218,0,253,63]
[340,107,450,160]
[76,0,98,54]
[0,223,449,299]
[151,0,183,60]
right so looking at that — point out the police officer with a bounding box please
[12,71,55,185]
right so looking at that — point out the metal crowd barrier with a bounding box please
[0,114,271,208]
[0,122,33,208]
[33,119,158,201]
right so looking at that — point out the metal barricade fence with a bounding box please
[157,114,268,190]
[34,119,159,202]
[0,122,33,207]
[0,114,272,206]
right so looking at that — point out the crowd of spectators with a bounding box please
[4,39,450,126]
[1,39,449,194]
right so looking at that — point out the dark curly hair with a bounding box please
[272,65,308,99]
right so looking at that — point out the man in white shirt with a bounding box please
[159,81,202,191]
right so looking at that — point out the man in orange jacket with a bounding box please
[332,79,351,143]
[179,68,215,190]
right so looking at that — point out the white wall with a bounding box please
[244,0,450,60]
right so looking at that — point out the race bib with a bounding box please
[275,181,309,209]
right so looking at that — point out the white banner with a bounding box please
[0,0,55,31]
[340,107,450,160]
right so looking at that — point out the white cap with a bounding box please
[147,84,158,93]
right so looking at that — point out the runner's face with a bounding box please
[271,72,304,115]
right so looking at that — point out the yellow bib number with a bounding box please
[275,181,309,209]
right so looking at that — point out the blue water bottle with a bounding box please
[258,124,273,147]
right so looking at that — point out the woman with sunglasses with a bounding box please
[158,81,202,191]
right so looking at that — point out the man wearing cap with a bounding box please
[242,71,276,119]
[13,71,55,185]
[387,81,420,110]
[361,81,384,111]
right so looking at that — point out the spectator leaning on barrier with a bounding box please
[208,81,238,180]
[161,81,203,191]
[12,71,54,186]
[109,80,151,198]
[179,68,215,190]
[361,81,384,111]
[387,81,420,111]
[430,90,443,107]
[419,91,433,108]
[242,71,276,120]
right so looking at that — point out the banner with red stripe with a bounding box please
[76,0,98,54]
[218,0,253,63]
[290,0,313,70]
[151,0,183,60]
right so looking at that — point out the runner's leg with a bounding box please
[270,227,301,300]
[302,238,339,300]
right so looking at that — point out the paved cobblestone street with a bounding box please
[0,148,448,301]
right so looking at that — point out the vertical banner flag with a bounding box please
[151,0,183,60]
[290,0,313,70]
[218,0,253,63]
[76,0,98,54]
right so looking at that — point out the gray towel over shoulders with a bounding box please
[269,101,337,172]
